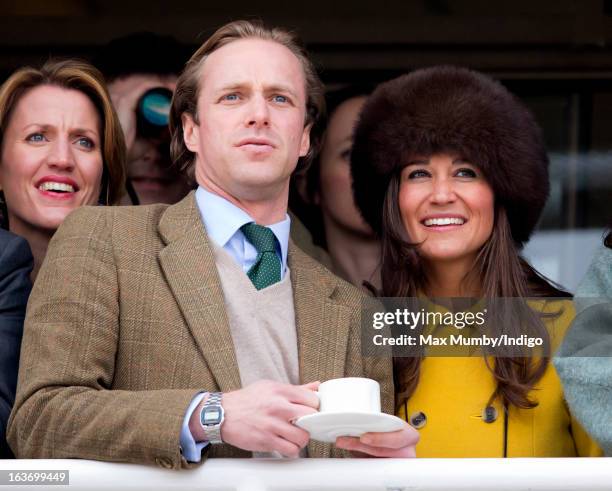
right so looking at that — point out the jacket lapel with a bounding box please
[158,192,242,393]
[289,242,353,458]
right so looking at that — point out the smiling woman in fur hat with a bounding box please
[349,66,603,457]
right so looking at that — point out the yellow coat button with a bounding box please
[482,406,498,423]
[409,411,427,429]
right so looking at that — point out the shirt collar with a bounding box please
[195,186,291,268]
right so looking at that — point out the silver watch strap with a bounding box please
[207,392,222,405]
[201,392,224,444]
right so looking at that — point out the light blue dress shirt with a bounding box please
[179,186,291,462]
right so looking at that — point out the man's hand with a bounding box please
[335,423,419,458]
[189,380,320,457]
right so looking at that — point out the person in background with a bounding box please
[0,229,32,458]
[8,20,418,467]
[291,86,380,290]
[94,32,192,205]
[0,59,126,280]
[555,223,612,455]
[349,66,602,457]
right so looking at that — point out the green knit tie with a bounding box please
[241,222,281,290]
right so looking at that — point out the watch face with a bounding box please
[202,406,222,426]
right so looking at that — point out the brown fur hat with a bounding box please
[350,66,549,246]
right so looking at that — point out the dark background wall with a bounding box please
[2,0,612,79]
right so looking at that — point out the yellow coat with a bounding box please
[396,300,603,457]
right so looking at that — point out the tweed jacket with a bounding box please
[8,193,392,468]
[0,229,33,458]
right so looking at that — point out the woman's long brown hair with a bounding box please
[381,171,571,410]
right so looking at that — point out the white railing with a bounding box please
[1,458,611,490]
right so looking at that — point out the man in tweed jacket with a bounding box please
[8,21,417,468]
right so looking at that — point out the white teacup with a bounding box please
[316,377,381,414]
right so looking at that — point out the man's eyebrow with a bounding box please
[214,82,296,91]
[214,83,249,93]
[264,84,299,98]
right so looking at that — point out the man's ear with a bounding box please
[182,112,199,153]
[299,123,312,158]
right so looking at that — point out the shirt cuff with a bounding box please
[180,392,209,462]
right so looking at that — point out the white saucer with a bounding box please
[294,412,405,443]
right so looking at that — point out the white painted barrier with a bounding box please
[0,458,611,491]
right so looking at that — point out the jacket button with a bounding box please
[482,406,498,423]
[409,411,427,429]
[155,457,174,469]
